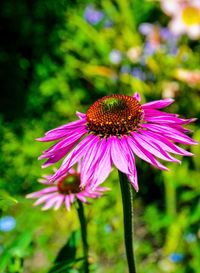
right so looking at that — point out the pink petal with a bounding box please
[168,123,192,133]
[122,137,139,191]
[65,195,71,211]
[37,118,87,142]
[132,132,181,163]
[110,136,131,175]
[76,193,87,203]
[120,137,136,172]
[76,112,86,119]
[41,146,74,168]
[34,192,59,206]
[127,136,168,170]
[142,123,197,145]
[26,187,58,198]
[144,115,190,125]
[94,186,110,192]
[80,136,101,187]
[42,195,63,210]
[54,195,65,210]
[142,98,174,109]
[39,127,87,159]
[140,130,193,156]
[144,109,178,118]
[69,194,75,203]
[127,172,139,192]
[133,92,141,102]
[49,135,98,182]
[85,138,112,188]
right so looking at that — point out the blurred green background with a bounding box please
[0,0,200,272]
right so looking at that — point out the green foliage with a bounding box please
[0,0,199,272]
[0,230,33,273]
[48,231,84,273]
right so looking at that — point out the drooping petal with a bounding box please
[144,109,197,126]
[49,134,99,182]
[34,192,59,206]
[127,172,138,192]
[132,132,181,163]
[54,195,65,210]
[122,137,139,191]
[144,115,192,125]
[142,98,174,109]
[133,92,141,102]
[142,123,197,145]
[127,136,169,170]
[39,127,87,159]
[26,187,57,198]
[42,196,63,211]
[168,123,193,133]
[80,136,101,187]
[65,195,71,211]
[76,112,86,119]
[76,193,87,203]
[41,146,75,168]
[37,118,87,142]
[110,136,131,175]
[69,193,75,203]
[140,130,193,156]
[144,108,178,118]
[87,138,112,188]
[95,186,110,192]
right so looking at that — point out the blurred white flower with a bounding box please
[161,0,200,39]
[127,47,142,62]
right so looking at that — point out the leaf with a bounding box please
[0,190,18,211]
[0,230,33,272]
[48,231,81,273]
[48,257,84,273]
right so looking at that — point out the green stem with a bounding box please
[118,171,136,273]
[77,200,89,273]
[163,173,176,219]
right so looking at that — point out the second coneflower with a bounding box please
[26,169,108,211]
[38,92,197,191]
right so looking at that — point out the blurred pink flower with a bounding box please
[37,93,197,192]
[26,170,108,211]
[161,0,200,39]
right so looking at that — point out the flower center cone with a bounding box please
[57,174,80,194]
[86,94,143,137]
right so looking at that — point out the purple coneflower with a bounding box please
[26,170,108,211]
[38,93,197,192]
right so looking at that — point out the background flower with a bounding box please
[27,170,109,211]
[161,0,200,39]
[109,49,122,65]
[84,5,104,25]
[0,216,16,232]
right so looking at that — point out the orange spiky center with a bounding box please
[86,94,143,137]
[57,174,80,194]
